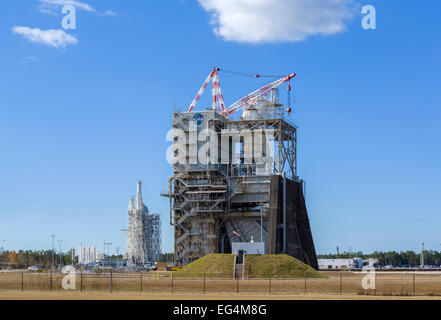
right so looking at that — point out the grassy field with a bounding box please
[2,291,441,300]
[2,270,441,299]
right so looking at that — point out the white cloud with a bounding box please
[198,0,358,43]
[23,56,40,64]
[102,10,117,16]
[38,0,96,12]
[12,26,78,48]
[38,6,59,15]
[37,0,116,16]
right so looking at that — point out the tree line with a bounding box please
[0,249,175,268]
[3,249,438,268]
[317,250,441,266]
[0,250,72,268]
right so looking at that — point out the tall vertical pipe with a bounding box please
[136,180,143,211]
[282,173,286,253]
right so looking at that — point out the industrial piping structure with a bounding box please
[163,67,318,268]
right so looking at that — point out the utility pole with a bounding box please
[51,235,55,271]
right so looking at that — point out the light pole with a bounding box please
[115,247,120,268]
[104,241,112,260]
[51,235,55,271]
[260,211,263,242]
[58,240,63,269]
[439,243,441,267]
[71,248,75,265]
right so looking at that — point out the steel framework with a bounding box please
[164,96,298,265]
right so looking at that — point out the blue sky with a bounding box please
[0,1,440,255]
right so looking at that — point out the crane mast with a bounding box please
[188,67,225,113]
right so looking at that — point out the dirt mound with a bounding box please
[173,254,234,278]
[244,254,325,278]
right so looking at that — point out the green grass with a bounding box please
[173,254,235,279]
[244,254,326,279]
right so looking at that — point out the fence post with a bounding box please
[21,270,24,292]
[339,271,342,295]
[80,271,82,292]
[304,272,307,295]
[203,273,206,294]
[110,271,113,293]
[374,271,377,296]
[269,277,271,295]
[140,272,143,292]
[413,271,416,296]
[236,277,239,294]
[171,272,174,294]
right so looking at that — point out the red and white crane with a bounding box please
[187,67,295,116]
[188,67,225,113]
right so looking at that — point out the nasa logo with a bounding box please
[192,113,204,126]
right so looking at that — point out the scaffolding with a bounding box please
[125,181,161,265]
[147,212,162,262]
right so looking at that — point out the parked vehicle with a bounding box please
[27,265,41,271]
[142,263,157,271]
[136,265,148,271]
[147,264,157,271]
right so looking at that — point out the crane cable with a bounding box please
[218,68,284,79]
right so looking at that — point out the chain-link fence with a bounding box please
[1,271,440,296]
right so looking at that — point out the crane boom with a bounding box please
[222,73,295,116]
